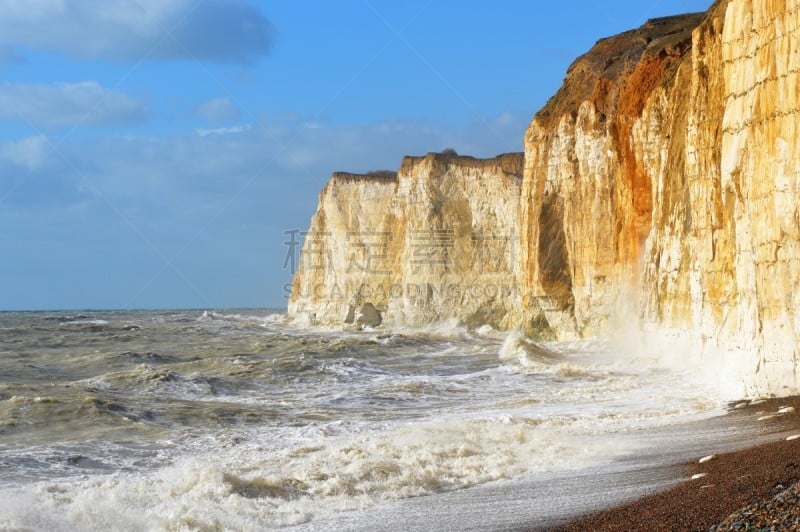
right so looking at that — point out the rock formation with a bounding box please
[288,153,527,330]
[520,13,704,338]
[290,0,800,396]
[640,0,800,395]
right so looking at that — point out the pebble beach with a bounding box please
[560,397,800,531]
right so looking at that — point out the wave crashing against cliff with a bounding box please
[290,0,800,398]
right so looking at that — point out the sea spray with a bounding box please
[0,310,725,529]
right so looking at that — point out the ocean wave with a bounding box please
[0,309,729,530]
[59,319,109,326]
[0,415,630,530]
[498,329,562,369]
[197,310,287,328]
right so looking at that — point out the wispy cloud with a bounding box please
[0,135,49,170]
[196,97,242,124]
[0,135,89,209]
[0,81,148,129]
[2,112,527,211]
[0,112,527,306]
[195,125,251,137]
[0,0,275,63]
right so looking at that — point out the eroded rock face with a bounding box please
[288,153,527,330]
[521,0,800,395]
[519,13,704,339]
[640,0,800,396]
[290,0,800,396]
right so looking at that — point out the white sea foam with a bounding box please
[197,310,286,327]
[0,348,724,529]
[474,324,496,337]
[0,310,731,530]
[60,319,109,326]
[0,414,638,530]
[384,318,471,340]
[498,329,560,369]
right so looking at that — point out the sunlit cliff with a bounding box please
[290,0,800,396]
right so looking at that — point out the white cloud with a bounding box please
[0,81,147,128]
[88,111,528,200]
[196,125,251,137]
[0,0,274,63]
[196,97,242,124]
[0,135,49,170]
[1,111,528,212]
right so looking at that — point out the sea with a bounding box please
[0,309,764,530]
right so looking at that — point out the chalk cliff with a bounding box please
[288,153,527,330]
[290,0,800,396]
[520,13,704,338]
[639,0,800,396]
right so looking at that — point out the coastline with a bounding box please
[557,397,800,531]
[7,309,800,529]
[288,397,800,531]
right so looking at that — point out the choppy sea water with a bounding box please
[0,309,733,529]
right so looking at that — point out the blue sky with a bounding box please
[0,0,711,311]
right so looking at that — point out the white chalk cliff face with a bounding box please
[290,0,800,397]
[639,0,800,396]
[288,153,527,330]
